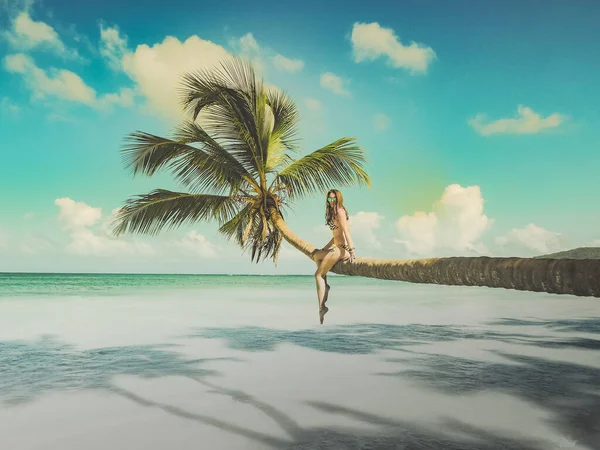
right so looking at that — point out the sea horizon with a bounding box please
[0,271,314,276]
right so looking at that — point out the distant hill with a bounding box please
[534,247,600,259]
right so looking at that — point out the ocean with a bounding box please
[0,272,598,449]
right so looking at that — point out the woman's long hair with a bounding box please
[325,189,349,225]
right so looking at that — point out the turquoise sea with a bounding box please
[0,272,392,297]
[0,272,598,449]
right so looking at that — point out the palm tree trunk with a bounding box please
[328,255,600,298]
[270,208,316,258]
[270,208,600,298]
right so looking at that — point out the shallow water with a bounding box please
[0,274,598,449]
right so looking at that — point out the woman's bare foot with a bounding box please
[323,284,330,306]
[319,305,329,325]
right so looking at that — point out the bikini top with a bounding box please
[326,219,338,230]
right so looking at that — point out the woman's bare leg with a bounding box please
[312,250,331,305]
[315,248,343,324]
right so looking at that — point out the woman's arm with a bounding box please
[322,238,334,250]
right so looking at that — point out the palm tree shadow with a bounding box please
[0,335,235,405]
[115,377,551,450]
[108,385,290,448]
[189,376,303,440]
[379,351,600,449]
[183,319,600,447]
[185,322,559,354]
[490,317,600,334]
[187,320,600,354]
[0,333,566,449]
[300,401,547,450]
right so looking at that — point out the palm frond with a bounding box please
[277,137,371,199]
[251,223,283,264]
[217,203,253,246]
[178,57,268,176]
[266,87,300,152]
[112,189,240,237]
[121,130,254,195]
[266,152,295,173]
[263,87,300,172]
[172,120,259,190]
[217,201,283,263]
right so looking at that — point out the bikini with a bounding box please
[326,219,353,252]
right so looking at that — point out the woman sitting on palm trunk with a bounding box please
[312,189,356,324]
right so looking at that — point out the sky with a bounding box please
[0,0,599,274]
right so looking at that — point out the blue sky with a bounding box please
[1,0,599,273]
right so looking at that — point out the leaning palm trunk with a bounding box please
[329,255,600,298]
[270,209,600,298]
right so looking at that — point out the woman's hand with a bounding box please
[348,249,356,263]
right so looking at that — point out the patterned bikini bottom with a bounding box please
[330,243,352,252]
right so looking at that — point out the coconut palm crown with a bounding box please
[113,57,371,263]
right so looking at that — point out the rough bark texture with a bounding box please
[329,256,600,298]
[270,208,600,298]
[270,208,317,258]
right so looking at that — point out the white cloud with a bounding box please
[96,87,135,108]
[1,97,20,115]
[272,54,304,73]
[64,228,154,257]
[97,25,305,121]
[120,34,232,120]
[469,105,565,136]
[351,22,436,74]
[350,211,384,249]
[495,223,563,255]
[373,113,389,131]
[235,33,305,77]
[3,11,78,58]
[4,53,134,108]
[592,239,600,246]
[174,230,218,258]
[233,32,265,78]
[395,184,493,256]
[99,207,124,236]
[320,72,349,96]
[239,32,259,53]
[305,98,322,111]
[395,211,438,255]
[54,198,154,257]
[99,24,128,71]
[55,197,102,231]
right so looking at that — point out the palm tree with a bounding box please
[113,58,600,298]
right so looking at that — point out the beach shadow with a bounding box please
[105,377,554,450]
[185,323,553,354]
[109,384,290,448]
[0,334,235,405]
[293,402,548,450]
[124,374,550,449]
[0,333,576,449]
[183,320,599,447]
[187,320,600,354]
[490,317,600,334]
[379,351,600,449]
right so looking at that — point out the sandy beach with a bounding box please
[1,275,598,449]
